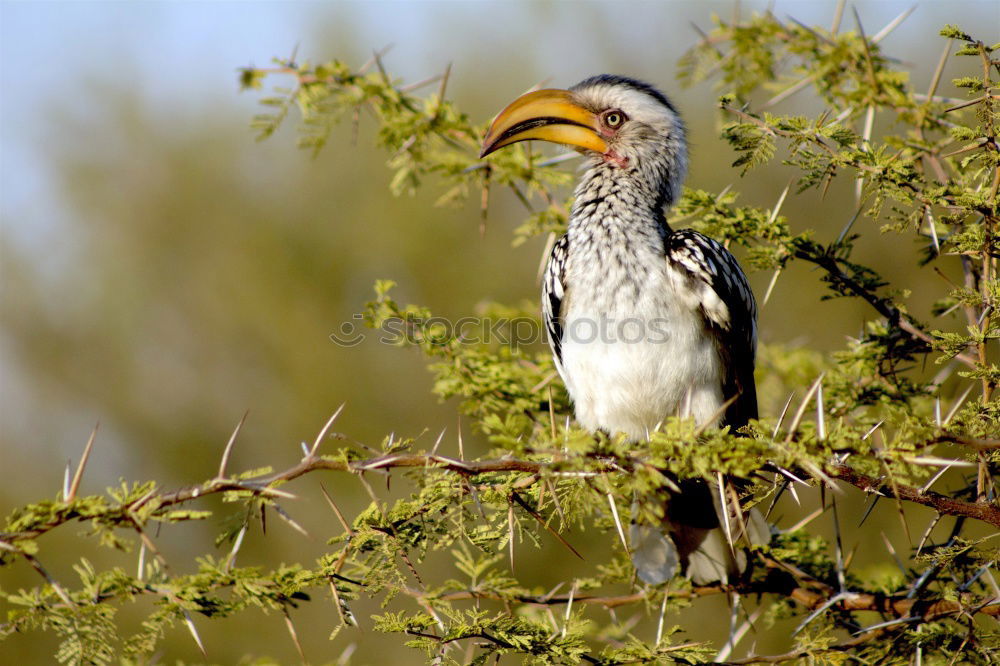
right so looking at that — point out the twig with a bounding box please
[829,463,1000,528]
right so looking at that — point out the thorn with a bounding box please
[695,392,739,436]
[713,474,736,561]
[67,423,98,502]
[225,524,248,571]
[546,478,566,525]
[355,472,382,512]
[511,492,583,560]
[926,207,940,255]
[831,498,846,589]
[548,386,557,440]
[508,502,516,572]
[466,480,487,520]
[357,44,394,75]
[310,403,346,457]
[430,428,447,456]
[944,385,974,425]
[22,552,75,607]
[329,579,351,627]
[435,62,452,112]
[562,582,576,637]
[761,76,816,109]
[337,643,357,665]
[182,610,207,657]
[604,480,629,555]
[815,379,826,441]
[792,591,850,637]
[782,504,827,534]
[830,0,846,33]
[871,5,916,43]
[904,456,975,469]
[773,392,795,438]
[768,182,792,227]
[398,74,442,94]
[655,593,668,645]
[681,384,694,420]
[218,411,248,479]
[479,179,490,238]
[862,420,885,440]
[784,374,825,442]
[715,590,742,662]
[858,494,880,527]
[457,416,465,460]
[919,463,953,494]
[536,152,582,168]
[786,15,834,46]
[835,204,866,247]
[840,531,861,570]
[915,513,942,556]
[880,532,908,576]
[926,38,953,102]
[272,503,311,539]
[765,479,788,520]
[762,268,782,307]
[283,608,308,663]
[851,615,920,635]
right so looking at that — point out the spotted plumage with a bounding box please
[481,74,767,585]
[538,78,757,439]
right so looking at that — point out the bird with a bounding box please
[480,74,768,584]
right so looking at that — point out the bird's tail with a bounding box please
[630,478,770,586]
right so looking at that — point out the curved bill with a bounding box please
[479,88,607,158]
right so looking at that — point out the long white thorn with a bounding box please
[310,403,346,457]
[218,411,248,479]
[655,593,668,645]
[605,488,629,555]
[717,472,735,556]
[762,267,782,307]
[773,392,795,438]
[67,423,99,502]
[183,610,207,656]
[871,5,916,43]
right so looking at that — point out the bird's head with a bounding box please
[480,74,687,205]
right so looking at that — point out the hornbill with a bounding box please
[480,75,768,584]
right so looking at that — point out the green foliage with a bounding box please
[4,10,999,666]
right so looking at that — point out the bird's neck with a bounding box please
[568,162,672,243]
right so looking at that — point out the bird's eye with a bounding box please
[602,110,627,128]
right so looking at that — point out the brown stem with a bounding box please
[828,463,1000,528]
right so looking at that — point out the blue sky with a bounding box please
[3,1,996,232]
[6,0,995,243]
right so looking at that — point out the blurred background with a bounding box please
[2,1,996,663]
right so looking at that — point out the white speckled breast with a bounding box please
[560,236,724,440]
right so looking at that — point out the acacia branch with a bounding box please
[5,449,997,546]
[0,453,558,545]
[793,245,979,368]
[828,463,1000,527]
[430,579,1000,621]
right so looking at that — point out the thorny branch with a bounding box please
[828,463,1000,527]
[4,431,1000,549]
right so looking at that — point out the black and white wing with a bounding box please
[665,229,758,430]
[541,234,570,381]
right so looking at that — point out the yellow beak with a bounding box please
[479,88,608,158]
